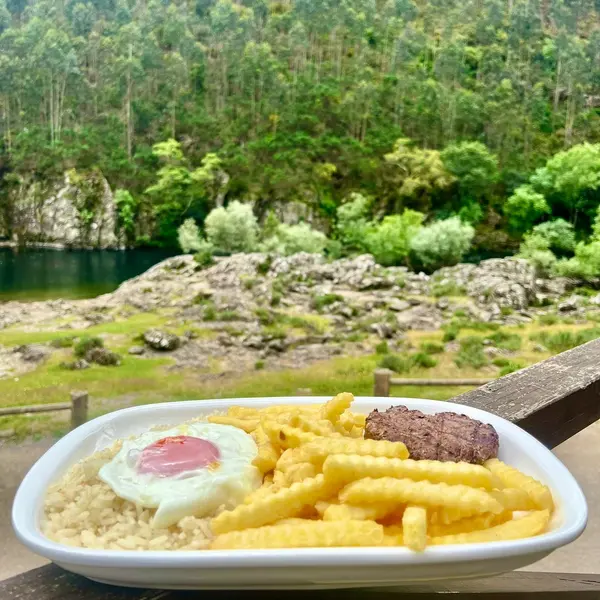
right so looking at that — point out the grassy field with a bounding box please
[0,303,595,441]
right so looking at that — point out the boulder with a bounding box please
[13,344,49,363]
[128,346,145,355]
[86,347,121,366]
[143,329,181,351]
[388,299,410,312]
[558,296,581,312]
[60,359,90,370]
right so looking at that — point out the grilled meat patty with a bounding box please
[364,405,499,464]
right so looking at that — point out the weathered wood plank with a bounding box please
[389,378,494,386]
[0,403,71,416]
[2,565,600,599]
[452,338,600,448]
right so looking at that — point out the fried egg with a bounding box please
[98,422,261,529]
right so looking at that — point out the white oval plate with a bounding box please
[13,397,587,590]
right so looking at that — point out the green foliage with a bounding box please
[530,219,576,254]
[378,354,412,374]
[492,357,510,367]
[411,352,437,369]
[431,281,466,297]
[254,360,265,370]
[420,342,444,354]
[177,218,203,253]
[375,341,389,355]
[499,362,524,376]
[366,210,424,267]
[530,328,600,353]
[50,336,75,348]
[114,189,138,245]
[194,245,215,268]
[517,233,557,276]
[538,314,559,326]
[312,294,343,311]
[262,222,328,255]
[335,193,370,254]
[455,336,487,369]
[442,324,460,342]
[205,201,259,254]
[410,217,475,271]
[504,186,550,233]
[486,331,522,352]
[554,242,600,281]
[74,336,103,358]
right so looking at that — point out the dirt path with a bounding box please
[1,422,598,582]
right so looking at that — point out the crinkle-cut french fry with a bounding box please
[430,506,478,525]
[275,518,316,526]
[428,512,497,537]
[430,510,550,546]
[211,474,335,534]
[402,506,427,552]
[315,499,337,516]
[290,414,343,438]
[273,470,287,487]
[261,405,321,414]
[263,473,274,485]
[252,426,280,474]
[348,425,364,438]
[323,502,395,522]
[275,447,302,471]
[284,462,318,484]
[262,421,318,449]
[299,437,409,467]
[491,487,537,511]
[485,459,554,511]
[383,524,404,546]
[340,477,504,515]
[208,415,259,433]
[243,484,278,505]
[320,392,354,424]
[323,455,494,489]
[227,406,261,418]
[211,520,384,550]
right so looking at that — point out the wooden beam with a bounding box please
[0,402,71,416]
[390,378,493,386]
[374,368,392,396]
[2,565,600,599]
[70,390,89,429]
[453,338,600,448]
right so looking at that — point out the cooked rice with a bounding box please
[42,418,224,551]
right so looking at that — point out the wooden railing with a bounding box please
[0,391,89,429]
[373,370,494,396]
[3,339,600,598]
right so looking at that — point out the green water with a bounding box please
[0,248,177,301]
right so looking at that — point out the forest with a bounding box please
[1,0,600,272]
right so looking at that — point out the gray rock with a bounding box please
[60,359,90,370]
[395,305,443,331]
[86,347,121,366]
[14,344,49,363]
[558,296,581,312]
[371,323,394,339]
[436,297,450,310]
[243,336,264,349]
[590,294,600,306]
[388,299,410,312]
[267,339,287,353]
[143,329,181,351]
[128,346,145,355]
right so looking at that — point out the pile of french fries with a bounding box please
[207,393,553,551]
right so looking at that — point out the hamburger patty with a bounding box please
[364,405,499,464]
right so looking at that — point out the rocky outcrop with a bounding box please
[3,171,121,249]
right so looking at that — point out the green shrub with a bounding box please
[453,309,467,318]
[257,255,273,275]
[420,342,444,354]
[410,217,475,271]
[455,336,487,369]
[255,308,276,325]
[431,280,466,297]
[50,336,75,348]
[529,328,600,353]
[554,242,600,281]
[517,234,557,275]
[378,354,412,373]
[262,222,328,255]
[442,324,460,342]
[254,360,265,370]
[538,313,559,326]
[500,306,513,316]
[335,192,371,254]
[177,218,203,253]
[486,331,522,352]
[499,362,525,376]
[205,201,259,254]
[312,293,343,311]
[270,293,282,307]
[74,336,103,358]
[366,210,424,266]
[375,341,389,355]
[217,310,242,321]
[530,219,576,254]
[411,352,437,369]
[262,326,286,340]
[503,185,550,233]
[492,357,510,367]
[193,245,214,268]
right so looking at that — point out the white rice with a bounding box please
[42,417,224,551]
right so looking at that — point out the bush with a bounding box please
[421,342,444,354]
[455,336,487,369]
[554,242,600,281]
[74,336,103,358]
[378,354,412,373]
[499,362,525,376]
[366,210,424,266]
[517,234,557,276]
[51,336,74,348]
[503,185,550,233]
[177,218,204,253]
[312,293,343,311]
[530,327,600,353]
[530,219,576,254]
[262,222,328,255]
[375,341,389,355]
[492,357,510,367]
[538,314,559,326]
[335,193,371,254]
[442,324,460,342]
[204,201,259,254]
[410,217,475,271]
[254,360,265,370]
[431,280,466,297]
[486,331,522,352]
[193,240,215,268]
[411,352,437,369]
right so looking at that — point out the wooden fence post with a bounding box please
[70,391,89,429]
[296,388,312,396]
[374,369,391,397]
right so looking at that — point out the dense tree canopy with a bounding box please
[0,0,599,248]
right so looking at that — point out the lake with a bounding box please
[0,248,177,302]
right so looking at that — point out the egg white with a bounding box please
[98,422,261,529]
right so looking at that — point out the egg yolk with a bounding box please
[137,435,221,477]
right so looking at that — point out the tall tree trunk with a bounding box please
[126,43,133,161]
